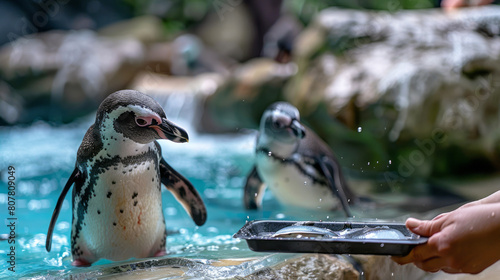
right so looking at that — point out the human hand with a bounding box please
[392,203,500,274]
[441,0,494,10]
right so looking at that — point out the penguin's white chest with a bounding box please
[77,159,165,261]
[256,153,339,210]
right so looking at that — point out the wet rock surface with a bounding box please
[355,255,427,280]
[58,255,360,280]
[291,7,500,142]
[246,254,359,280]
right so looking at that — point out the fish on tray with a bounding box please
[271,225,339,238]
[345,226,408,240]
[269,225,410,240]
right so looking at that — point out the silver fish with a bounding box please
[347,226,407,240]
[271,225,339,238]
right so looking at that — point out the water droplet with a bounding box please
[376,161,379,164]
[326,216,330,219]
[367,162,370,166]
[254,193,257,197]
[357,127,362,132]
[380,243,385,248]
[268,151,272,157]
[276,213,285,219]
[389,160,392,164]
[304,181,307,185]
[319,198,322,202]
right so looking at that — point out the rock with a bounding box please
[246,254,359,280]
[354,255,428,280]
[287,7,500,186]
[0,29,146,123]
[97,15,165,44]
[196,2,255,62]
[197,0,284,62]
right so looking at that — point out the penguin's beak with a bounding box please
[290,119,306,139]
[150,118,189,143]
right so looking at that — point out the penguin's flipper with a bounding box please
[314,156,353,217]
[243,166,267,210]
[46,167,81,252]
[160,157,207,226]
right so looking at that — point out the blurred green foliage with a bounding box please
[122,0,210,37]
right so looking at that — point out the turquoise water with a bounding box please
[1,113,374,278]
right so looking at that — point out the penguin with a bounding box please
[244,102,356,216]
[45,90,207,266]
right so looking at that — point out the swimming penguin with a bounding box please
[45,90,207,266]
[244,102,356,216]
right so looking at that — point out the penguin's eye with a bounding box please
[135,117,149,127]
[273,121,284,129]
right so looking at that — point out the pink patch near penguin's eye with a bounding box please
[135,115,161,127]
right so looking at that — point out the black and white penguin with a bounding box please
[45,90,207,266]
[244,102,356,216]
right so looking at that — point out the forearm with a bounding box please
[461,190,500,208]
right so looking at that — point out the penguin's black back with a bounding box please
[298,125,357,202]
[77,124,102,164]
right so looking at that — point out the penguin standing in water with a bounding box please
[244,102,356,216]
[46,90,207,266]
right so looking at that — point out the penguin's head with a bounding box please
[96,90,189,144]
[260,101,306,145]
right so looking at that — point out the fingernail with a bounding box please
[406,218,420,229]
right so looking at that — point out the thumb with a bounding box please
[406,218,442,237]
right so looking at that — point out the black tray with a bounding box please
[233,220,428,256]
